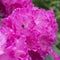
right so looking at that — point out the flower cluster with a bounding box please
[0,0,60,60]
[0,0,33,17]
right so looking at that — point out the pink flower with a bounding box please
[1,0,33,16]
[1,7,59,60]
[0,0,33,17]
[0,0,59,60]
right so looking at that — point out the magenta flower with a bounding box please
[1,0,33,16]
[0,0,33,18]
[0,0,59,60]
[0,7,59,60]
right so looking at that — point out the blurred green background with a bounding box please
[33,0,60,60]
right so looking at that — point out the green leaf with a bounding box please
[45,55,53,60]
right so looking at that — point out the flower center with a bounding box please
[21,24,25,28]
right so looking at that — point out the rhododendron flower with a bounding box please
[1,0,33,16]
[0,7,59,60]
[0,0,59,60]
[0,0,33,18]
